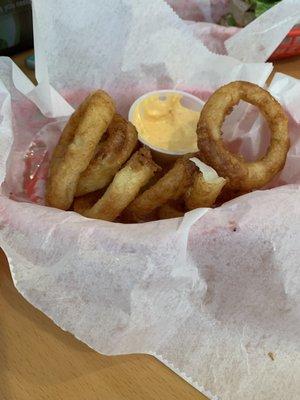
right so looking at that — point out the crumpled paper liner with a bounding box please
[167,0,236,55]
[167,0,230,23]
[169,0,300,62]
[225,0,300,62]
[0,1,300,399]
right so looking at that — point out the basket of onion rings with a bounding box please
[1,1,300,400]
[42,81,289,223]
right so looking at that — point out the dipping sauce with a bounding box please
[132,93,200,153]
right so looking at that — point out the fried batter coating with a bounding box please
[46,90,115,210]
[158,201,184,220]
[73,190,104,215]
[185,173,226,210]
[76,114,138,196]
[123,157,197,222]
[197,81,289,192]
[76,148,159,221]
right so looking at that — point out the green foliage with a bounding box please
[253,0,281,17]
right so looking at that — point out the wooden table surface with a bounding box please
[1,51,300,400]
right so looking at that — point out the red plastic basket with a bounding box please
[269,26,300,61]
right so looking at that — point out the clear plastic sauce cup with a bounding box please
[128,89,204,163]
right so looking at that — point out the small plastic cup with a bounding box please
[128,89,204,164]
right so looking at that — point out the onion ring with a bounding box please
[46,90,115,210]
[158,201,184,220]
[185,173,226,210]
[197,81,289,192]
[75,114,138,196]
[185,157,227,210]
[123,157,197,223]
[73,190,104,215]
[75,148,159,221]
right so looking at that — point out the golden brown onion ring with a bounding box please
[158,201,184,220]
[75,148,159,221]
[185,157,227,210]
[185,173,226,210]
[75,114,138,196]
[123,157,197,223]
[197,81,289,192]
[73,190,104,215]
[46,90,115,210]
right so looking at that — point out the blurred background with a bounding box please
[0,0,33,56]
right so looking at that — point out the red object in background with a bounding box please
[269,27,300,61]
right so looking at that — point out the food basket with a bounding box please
[269,26,300,60]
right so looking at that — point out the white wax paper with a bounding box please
[31,0,273,117]
[168,0,300,61]
[225,0,300,62]
[0,1,300,399]
[167,0,230,23]
[167,0,237,55]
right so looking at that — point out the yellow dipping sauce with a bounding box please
[132,93,200,153]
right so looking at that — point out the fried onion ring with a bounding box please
[75,114,138,196]
[197,81,289,192]
[123,157,197,222]
[72,190,104,215]
[185,157,227,210]
[46,90,115,210]
[75,148,159,221]
[158,201,184,220]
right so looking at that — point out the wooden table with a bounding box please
[1,52,299,400]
